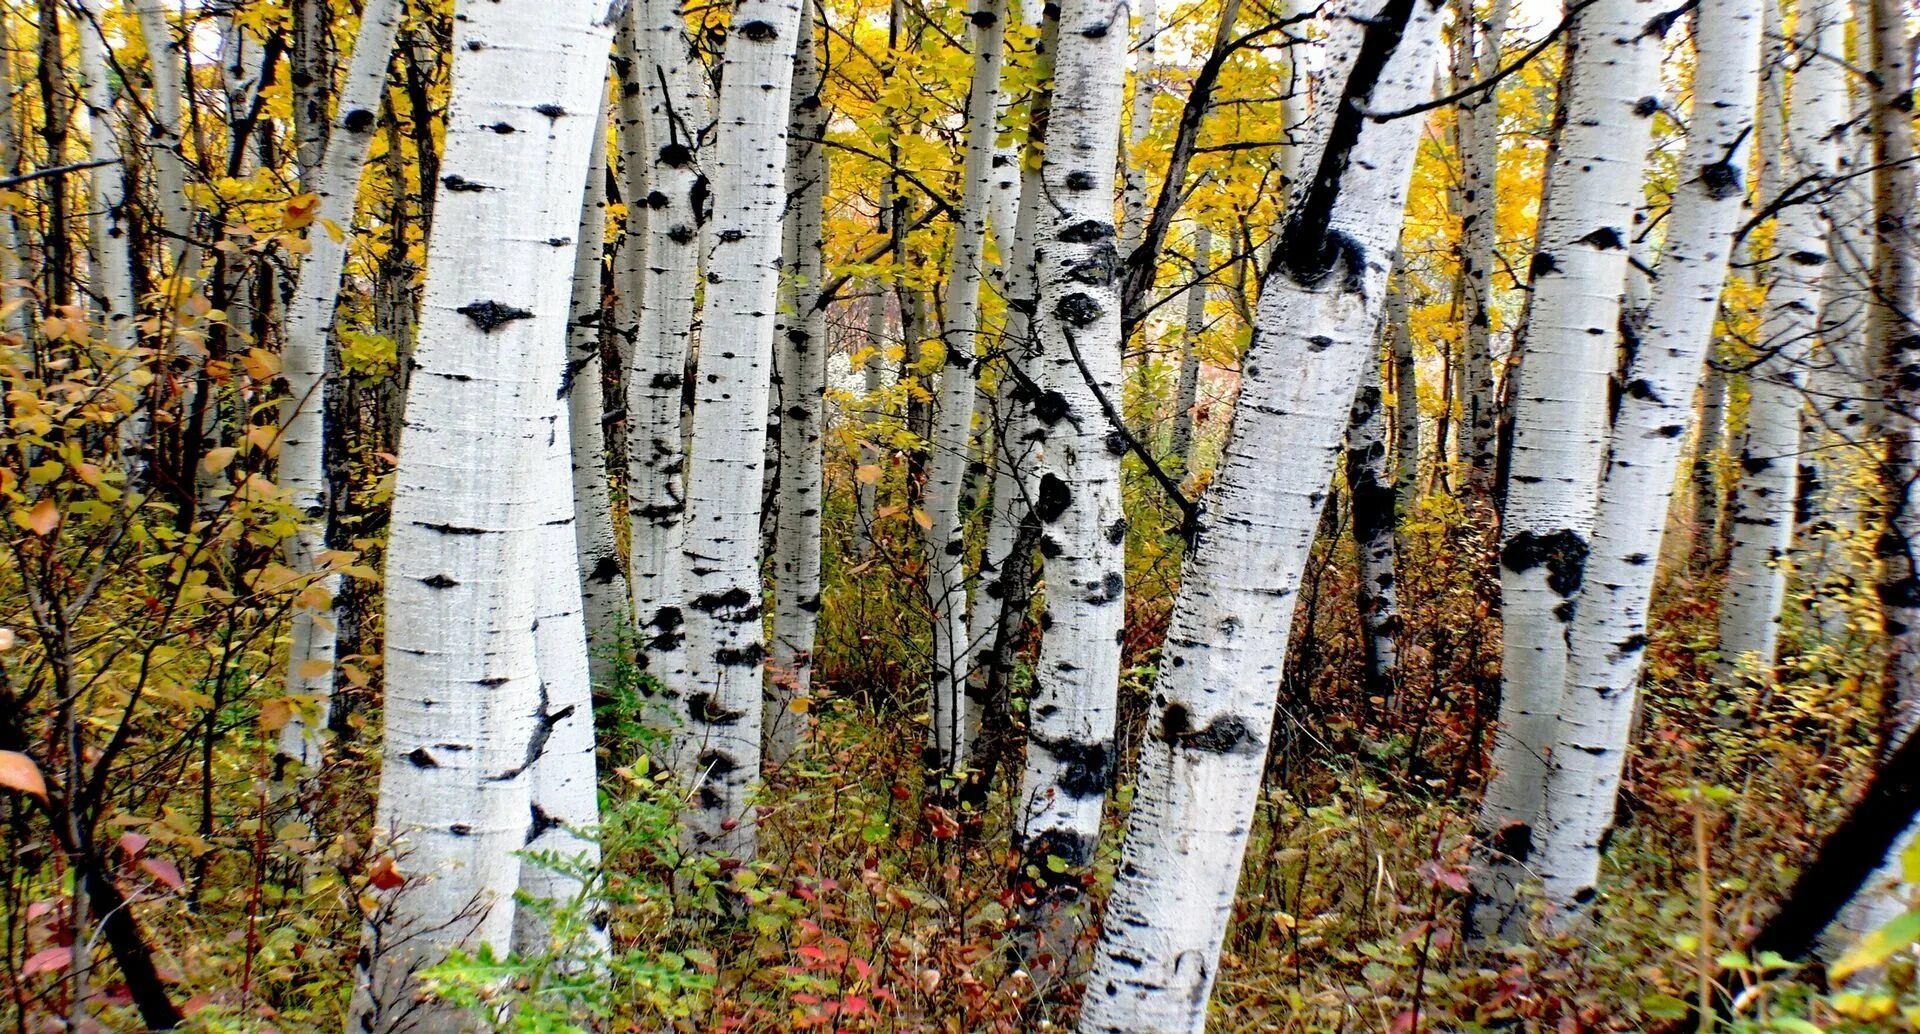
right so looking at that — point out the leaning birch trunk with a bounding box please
[768,3,828,766]
[74,0,141,469]
[1120,0,1159,254]
[1457,0,1511,489]
[349,3,614,1030]
[925,0,1009,775]
[1011,0,1130,968]
[625,0,703,690]
[1169,226,1209,464]
[1469,0,1661,942]
[518,112,610,950]
[1346,327,1403,708]
[1532,0,1764,928]
[273,0,403,776]
[1080,1,1445,1024]
[670,0,806,862]
[567,100,625,689]
[1717,5,1844,673]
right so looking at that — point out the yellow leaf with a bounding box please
[0,750,47,799]
[788,696,811,715]
[283,193,320,230]
[201,447,237,474]
[258,698,293,733]
[240,347,280,380]
[855,464,884,483]
[296,659,333,680]
[912,508,932,530]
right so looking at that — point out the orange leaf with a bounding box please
[24,498,58,536]
[258,699,293,733]
[0,751,46,799]
[855,464,884,483]
[283,193,320,230]
[368,855,405,891]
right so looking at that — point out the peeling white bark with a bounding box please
[350,3,614,1028]
[670,0,806,863]
[1534,0,1763,928]
[1472,0,1663,940]
[1081,2,1444,1025]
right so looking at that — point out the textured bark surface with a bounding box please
[1457,0,1510,488]
[1347,328,1402,706]
[1718,0,1844,672]
[670,0,806,862]
[1534,0,1763,927]
[1472,0,1662,941]
[1120,0,1158,255]
[350,2,614,1028]
[1169,226,1208,464]
[273,0,402,774]
[1011,0,1130,966]
[925,0,1009,774]
[1080,0,1444,1025]
[769,2,828,766]
[74,0,138,462]
[624,0,704,690]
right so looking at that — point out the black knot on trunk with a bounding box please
[1064,171,1096,190]
[687,692,746,725]
[441,174,487,192]
[1500,529,1589,598]
[457,300,534,333]
[1035,473,1073,522]
[739,19,778,40]
[1032,389,1070,425]
[659,142,694,168]
[1157,703,1261,755]
[1056,292,1103,328]
[1059,219,1114,244]
[343,108,376,132]
[1033,735,1113,798]
[1699,160,1742,200]
[1574,226,1625,251]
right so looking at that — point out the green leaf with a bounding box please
[1642,994,1691,1020]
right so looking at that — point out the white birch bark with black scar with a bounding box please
[1534,0,1763,928]
[272,0,403,775]
[1080,1,1444,1025]
[1012,0,1131,967]
[925,0,1009,774]
[1346,324,1402,706]
[349,2,614,1029]
[624,0,703,699]
[669,0,806,863]
[1717,0,1843,671]
[768,1,828,766]
[1470,0,1663,942]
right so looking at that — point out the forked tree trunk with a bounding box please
[1011,0,1130,968]
[625,0,704,691]
[925,0,1009,775]
[1470,0,1662,941]
[669,0,806,863]
[567,98,625,689]
[768,2,828,765]
[272,0,403,776]
[348,4,614,1029]
[1081,1,1445,1025]
[1532,0,1764,928]
[1718,2,1846,673]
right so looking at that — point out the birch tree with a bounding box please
[1081,2,1445,1025]
[568,101,625,689]
[1470,0,1663,939]
[1457,0,1511,487]
[768,0,827,765]
[625,0,704,686]
[1533,0,1764,926]
[924,0,1008,775]
[1011,0,1130,960]
[1121,0,1159,254]
[1347,328,1403,705]
[73,0,138,467]
[671,0,806,862]
[272,0,403,776]
[1169,226,1209,464]
[1718,5,1845,671]
[349,2,614,1026]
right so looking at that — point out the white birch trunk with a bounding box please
[1120,0,1159,254]
[1081,1,1445,1024]
[1169,227,1208,463]
[567,102,625,690]
[925,0,1009,774]
[518,105,610,949]
[273,0,403,775]
[1347,325,1402,705]
[768,3,827,766]
[670,0,806,862]
[1458,0,1511,487]
[132,0,191,273]
[1718,1,1845,671]
[1012,0,1130,960]
[1389,282,1419,514]
[74,0,140,467]
[1533,0,1764,927]
[625,1,703,692]
[349,4,614,1028]
[1471,0,1662,940]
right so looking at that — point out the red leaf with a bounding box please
[118,832,149,859]
[21,946,71,977]
[140,857,185,891]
